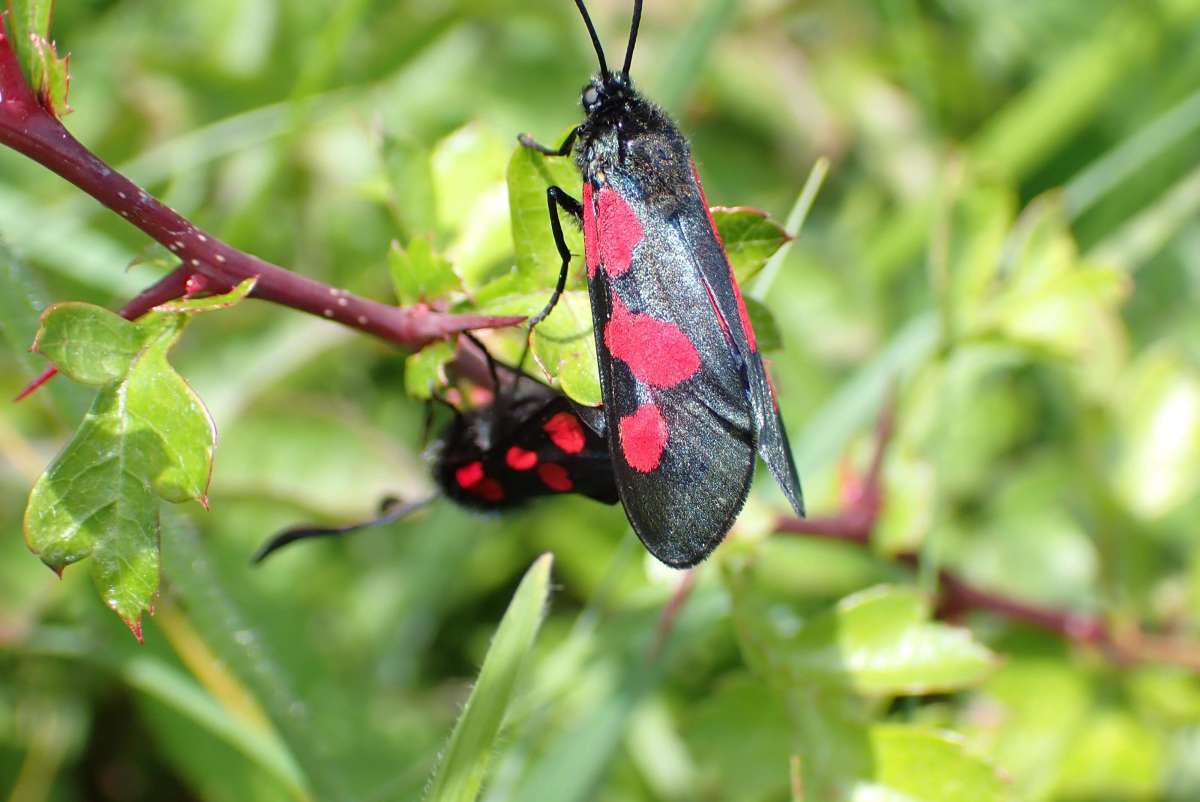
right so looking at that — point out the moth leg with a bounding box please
[518,126,580,157]
[529,186,583,329]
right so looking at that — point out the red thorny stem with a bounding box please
[776,399,1200,672]
[0,15,522,400]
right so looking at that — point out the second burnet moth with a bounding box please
[519,0,805,568]
[253,344,618,562]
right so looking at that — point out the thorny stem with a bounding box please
[775,402,1200,672]
[0,21,522,368]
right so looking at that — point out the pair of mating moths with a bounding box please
[258,0,805,568]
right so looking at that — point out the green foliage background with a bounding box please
[2,0,1200,800]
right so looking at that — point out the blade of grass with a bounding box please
[162,511,354,802]
[0,241,91,420]
[654,0,738,114]
[752,157,830,300]
[792,313,939,474]
[863,3,1192,282]
[424,554,554,802]
[17,626,308,799]
[1064,87,1200,219]
[1088,162,1200,271]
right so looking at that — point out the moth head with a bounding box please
[580,73,632,115]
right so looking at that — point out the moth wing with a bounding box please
[677,170,805,517]
[501,397,620,505]
[586,195,759,566]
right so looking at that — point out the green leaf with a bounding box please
[381,136,437,240]
[152,277,257,313]
[424,553,553,802]
[405,339,457,400]
[31,302,151,385]
[958,197,1130,361]
[848,725,1006,802]
[531,291,601,406]
[687,676,793,801]
[789,695,1005,802]
[471,289,600,405]
[969,658,1091,801]
[389,236,463,307]
[743,295,782,352]
[432,125,511,288]
[1115,348,1200,519]
[24,305,217,637]
[506,137,583,291]
[5,0,71,117]
[787,586,996,695]
[728,567,995,697]
[713,207,792,284]
[993,264,1129,356]
[1055,710,1167,800]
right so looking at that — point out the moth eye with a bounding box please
[583,86,600,107]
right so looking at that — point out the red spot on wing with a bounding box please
[544,412,586,454]
[604,294,700,388]
[473,479,505,503]
[583,182,599,279]
[619,404,669,473]
[506,446,538,471]
[597,187,643,277]
[537,463,574,492]
[690,160,758,352]
[456,461,484,488]
[457,461,505,501]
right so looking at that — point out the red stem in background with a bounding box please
[0,20,522,364]
[775,402,1200,672]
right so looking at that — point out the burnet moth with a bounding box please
[519,0,805,567]
[253,345,618,562]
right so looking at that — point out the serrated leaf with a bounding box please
[506,138,584,290]
[6,0,71,117]
[152,277,256,313]
[389,236,462,307]
[405,340,457,400]
[713,207,791,284]
[24,304,217,637]
[32,302,153,385]
[424,554,553,802]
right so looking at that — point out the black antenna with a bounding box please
[252,495,438,563]
[622,0,643,77]
[574,0,609,77]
